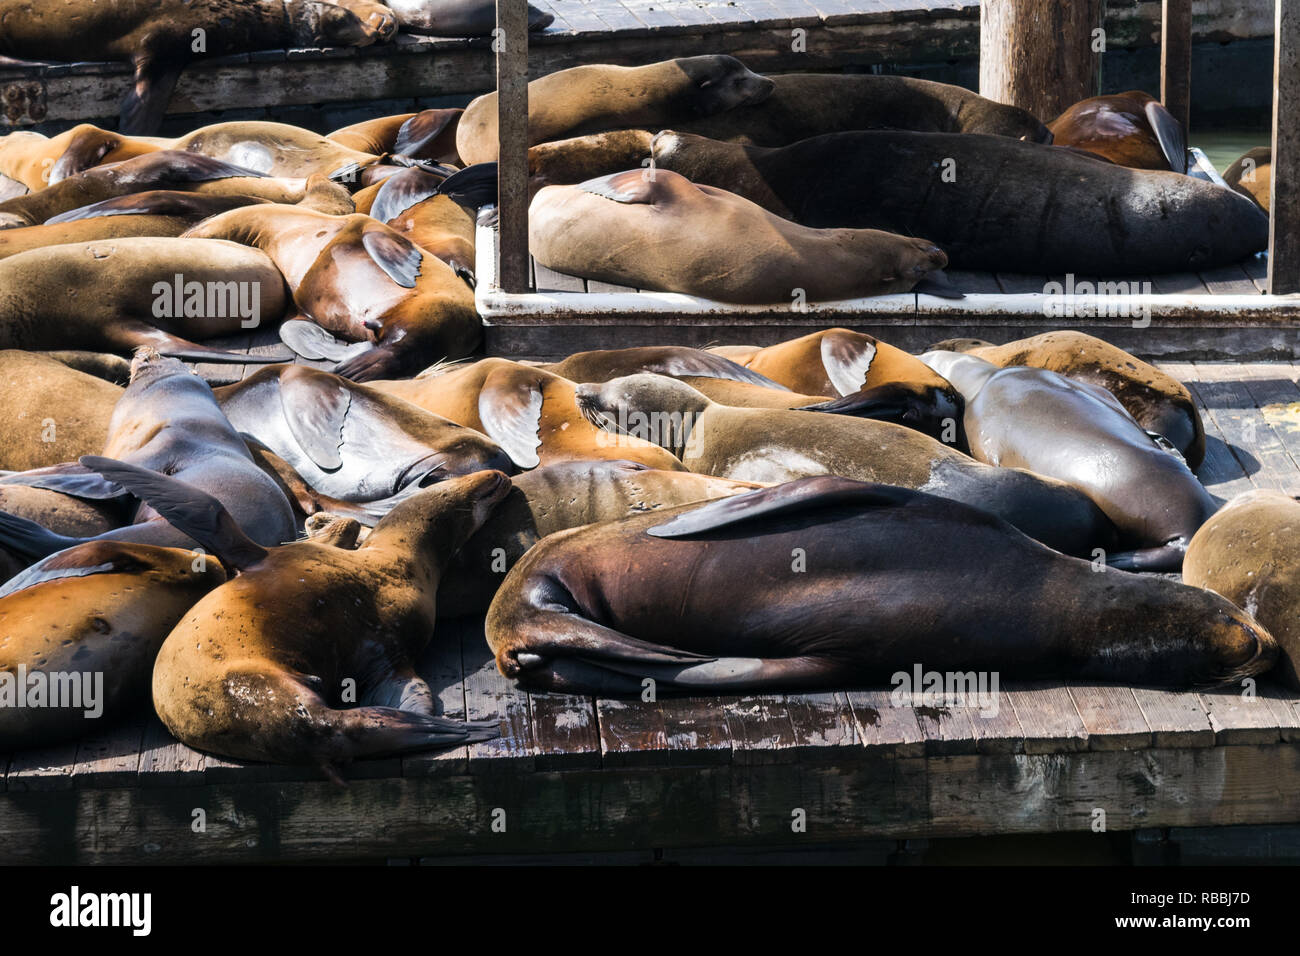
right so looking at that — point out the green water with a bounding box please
[1195,128,1271,173]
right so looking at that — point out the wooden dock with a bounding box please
[2,355,1300,863]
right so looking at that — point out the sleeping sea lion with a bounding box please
[384,0,553,35]
[0,124,166,190]
[1224,147,1272,213]
[0,351,123,470]
[354,165,482,282]
[328,109,463,164]
[1048,91,1187,172]
[171,121,382,179]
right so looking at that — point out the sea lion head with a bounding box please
[127,347,194,386]
[675,56,775,116]
[290,0,384,47]
[574,374,712,455]
[369,468,513,564]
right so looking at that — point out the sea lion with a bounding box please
[328,109,463,164]
[457,56,776,164]
[527,129,656,195]
[0,350,296,574]
[574,373,1113,556]
[530,169,948,304]
[919,350,1218,571]
[171,121,382,179]
[0,237,288,362]
[927,331,1205,469]
[1184,490,1300,688]
[1224,147,1272,212]
[213,363,513,521]
[542,345,789,390]
[485,476,1274,694]
[0,485,125,538]
[0,0,395,133]
[0,540,227,749]
[91,457,507,770]
[370,358,687,472]
[384,0,553,35]
[0,124,166,191]
[41,351,132,384]
[1048,91,1187,172]
[0,351,123,470]
[650,129,1269,275]
[707,329,962,439]
[438,459,762,617]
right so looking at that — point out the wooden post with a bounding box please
[495,0,529,294]
[979,0,1103,121]
[1270,0,1300,295]
[1160,0,1193,141]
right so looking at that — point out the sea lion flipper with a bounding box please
[578,170,657,205]
[370,167,447,224]
[119,59,185,136]
[113,322,279,364]
[278,366,351,471]
[392,108,461,159]
[46,190,262,224]
[820,331,877,396]
[0,463,126,500]
[796,386,912,421]
[477,366,545,469]
[647,475,909,538]
[49,128,121,184]
[436,162,500,210]
[361,226,423,288]
[1145,100,1188,174]
[0,510,83,561]
[79,456,269,571]
[279,318,372,362]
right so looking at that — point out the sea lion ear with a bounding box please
[647,476,910,538]
[820,330,878,396]
[278,365,351,471]
[477,366,545,469]
[1145,100,1187,174]
[578,170,656,204]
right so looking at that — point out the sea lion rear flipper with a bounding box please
[361,226,423,288]
[392,108,461,160]
[1145,100,1188,174]
[0,543,154,599]
[119,59,185,136]
[0,463,126,500]
[913,271,965,300]
[820,331,878,395]
[279,318,376,362]
[796,386,912,421]
[436,163,499,210]
[641,351,789,389]
[112,322,277,364]
[477,366,545,468]
[278,366,351,471]
[578,170,657,204]
[49,129,122,184]
[0,511,83,561]
[79,456,269,570]
[647,475,910,538]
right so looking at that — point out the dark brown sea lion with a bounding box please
[650,129,1269,275]
[573,373,1113,556]
[927,331,1206,469]
[457,55,776,164]
[438,459,762,617]
[485,476,1274,694]
[0,124,166,190]
[328,109,463,164]
[90,457,508,770]
[0,351,122,470]
[0,236,287,362]
[1184,490,1300,688]
[1224,147,1272,212]
[0,0,395,133]
[0,540,226,749]
[384,0,552,35]
[919,350,1217,571]
[371,359,686,472]
[213,363,512,521]
[530,169,948,304]
[1048,91,1186,172]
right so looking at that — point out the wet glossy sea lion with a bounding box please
[927,331,1205,469]
[0,124,166,191]
[650,130,1269,274]
[575,373,1113,555]
[328,109,463,164]
[0,0,394,133]
[439,459,762,617]
[486,476,1274,694]
[707,329,962,439]
[92,457,507,770]
[0,237,287,362]
[385,0,552,35]
[920,350,1217,571]
[356,165,486,281]
[0,351,122,470]
[371,358,687,472]
[457,55,776,164]
[171,122,382,179]
[531,169,948,304]
[213,363,512,521]
[1184,490,1300,688]
[0,540,226,749]
[1048,91,1187,172]
[1225,147,1271,212]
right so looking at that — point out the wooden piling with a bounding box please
[495,0,529,294]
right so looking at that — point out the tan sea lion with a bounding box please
[457,55,776,164]
[0,124,166,191]
[0,351,122,470]
[328,109,463,164]
[1048,91,1187,172]
[530,169,948,304]
[1224,147,1272,212]
[527,129,655,195]
[171,121,383,179]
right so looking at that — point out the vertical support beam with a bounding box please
[979,0,1103,121]
[495,0,529,294]
[1160,0,1193,141]
[1270,0,1300,295]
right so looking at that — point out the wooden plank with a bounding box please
[5,743,79,791]
[1160,0,1193,141]
[460,618,536,772]
[1068,684,1152,751]
[137,717,205,786]
[1003,682,1088,754]
[496,0,530,294]
[596,697,671,767]
[1149,271,1209,295]
[532,260,586,293]
[844,690,925,757]
[1263,686,1300,742]
[1236,365,1300,495]
[783,691,863,761]
[994,273,1047,294]
[1190,363,1300,492]
[721,695,799,765]
[528,693,601,770]
[967,691,1027,755]
[402,622,471,777]
[1130,687,1216,748]
[1199,686,1285,746]
[71,718,146,789]
[586,279,640,294]
[1269,0,1300,293]
[1244,253,1269,292]
[1198,264,1260,296]
[1157,362,1256,498]
[657,695,734,766]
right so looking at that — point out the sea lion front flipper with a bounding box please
[477,366,545,468]
[0,511,83,561]
[0,463,126,500]
[369,167,448,224]
[278,366,351,471]
[279,318,374,362]
[361,225,422,288]
[119,58,185,136]
[392,108,461,160]
[1145,100,1188,174]
[110,321,278,364]
[578,170,658,204]
[1105,543,1188,573]
[80,456,269,571]
[49,129,122,184]
[796,386,912,421]
[647,475,910,538]
[638,351,789,389]
[820,331,877,396]
[46,190,266,224]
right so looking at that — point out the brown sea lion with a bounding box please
[0,540,226,749]
[328,109,463,164]
[0,351,122,470]
[41,351,132,384]
[649,129,1269,275]
[573,373,1114,556]
[1184,490,1300,688]
[0,124,166,190]
[457,55,776,165]
[89,457,507,770]
[0,237,288,362]
[385,0,552,35]
[919,350,1217,571]
[439,459,762,617]
[1048,91,1187,172]
[530,169,948,304]
[370,358,687,472]
[0,0,395,133]
[485,476,1274,694]
[527,129,656,195]
[1224,147,1272,213]
[928,331,1205,469]
[171,121,382,179]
